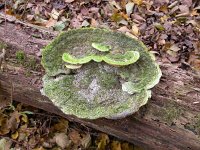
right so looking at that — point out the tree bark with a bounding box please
[1,22,200,150]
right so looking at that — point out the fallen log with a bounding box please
[1,22,200,150]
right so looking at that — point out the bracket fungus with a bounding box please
[41,28,162,119]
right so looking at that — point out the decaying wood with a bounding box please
[1,22,200,150]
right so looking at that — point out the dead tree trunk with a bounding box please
[1,22,200,150]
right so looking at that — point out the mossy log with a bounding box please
[1,22,200,150]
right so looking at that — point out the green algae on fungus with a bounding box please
[62,53,92,64]
[103,51,139,66]
[41,28,162,119]
[62,51,139,66]
[65,64,82,69]
[92,43,111,52]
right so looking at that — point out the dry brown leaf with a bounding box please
[44,0,50,3]
[8,111,21,132]
[125,32,138,39]
[69,129,81,144]
[126,2,134,16]
[131,24,139,36]
[65,0,75,3]
[45,18,57,28]
[54,133,71,149]
[21,114,28,123]
[111,141,121,150]
[117,26,130,33]
[0,114,10,135]
[81,133,91,149]
[51,9,60,20]
[121,142,134,150]
[11,131,19,140]
[52,119,69,132]
[26,15,34,21]
[95,133,110,150]
[132,0,143,5]
[170,44,180,52]
[91,18,98,27]
[179,5,189,14]
[33,147,45,150]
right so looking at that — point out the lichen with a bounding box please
[41,28,162,119]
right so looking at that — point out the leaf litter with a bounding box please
[0,0,200,149]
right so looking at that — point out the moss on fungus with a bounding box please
[41,28,162,119]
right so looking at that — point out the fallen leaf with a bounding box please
[169,44,180,52]
[51,8,60,20]
[179,5,189,14]
[154,23,165,31]
[119,19,128,25]
[132,0,143,5]
[111,141,121,150]
[45,18,57,28]
[54,21,66,31]
[111,12,123,22]
[69,129,81,144]
[21,114,28,123]
[110,1,122,10]
[33,147,45,150]
[44,0,50,3]
[81,133,91,149]
[0,138,12,150]
[95,133,110,150]
[8,111,20,132]
[11,131,19,140]
[117,26,130,33]
[0,114,10,135]
[91,18,98,27]
[125,32,138,39]
[65,0,75,3]
[126,2,134,16]
[82,20,90,27]
[131,24,139,36]
[54,133,71,149]
[27,15,34,21]
[52,119,69,132]
[121,142,134,150]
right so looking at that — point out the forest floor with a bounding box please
[0,0,200,149]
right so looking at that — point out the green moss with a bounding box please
[43,74,151,119]
[99,72,118,89]
[154,102,183,124]
[16,50,25,63]
[162,107,182,124]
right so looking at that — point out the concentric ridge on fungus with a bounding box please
[41,28,162,119]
